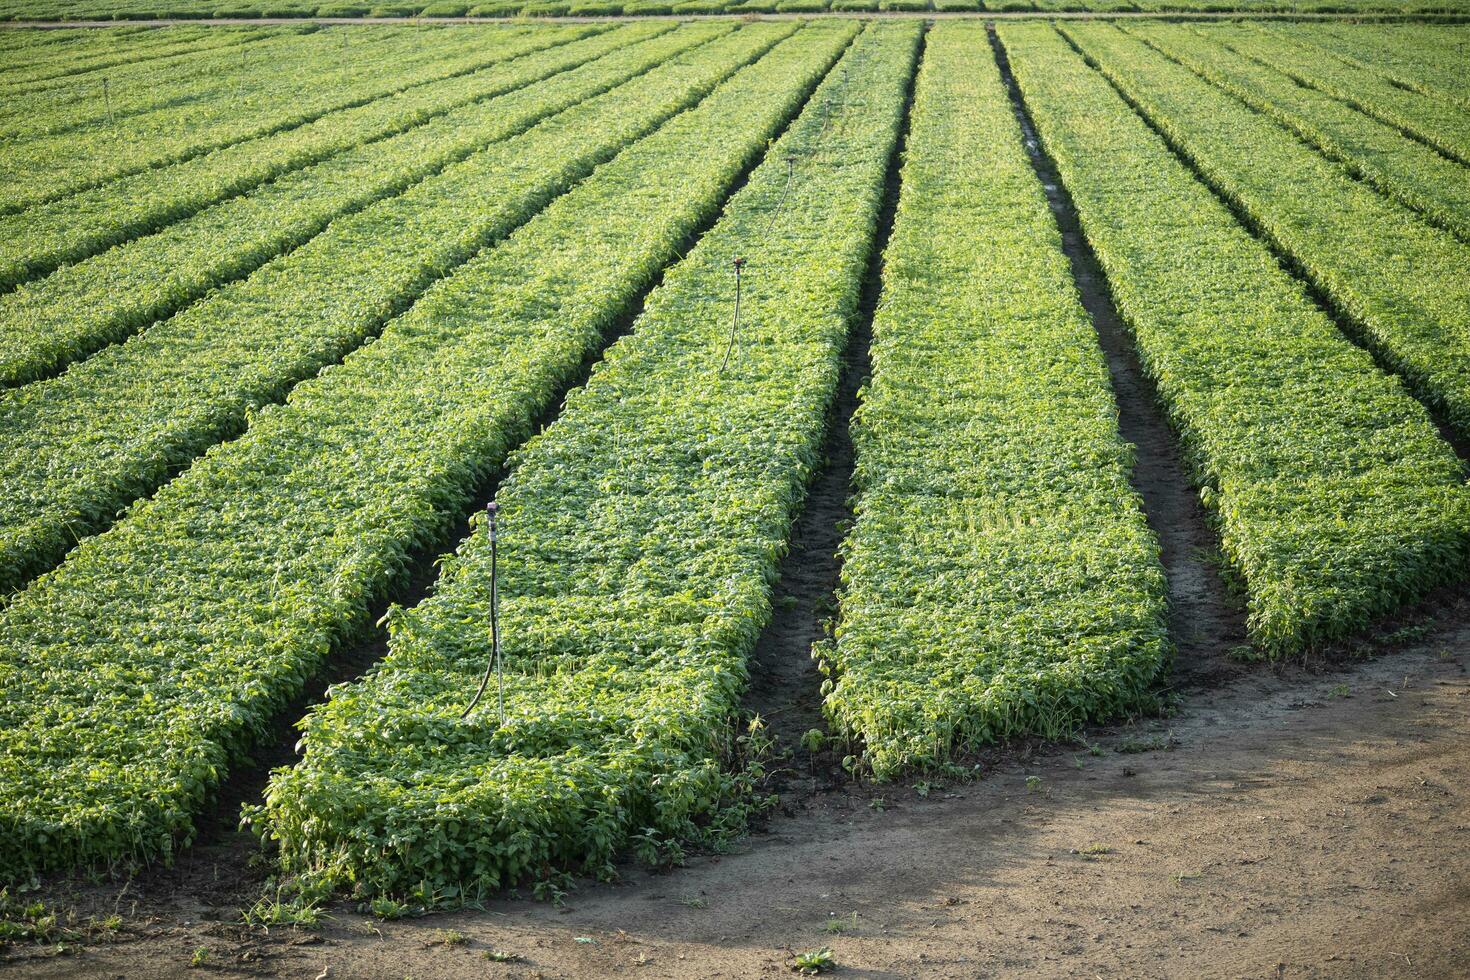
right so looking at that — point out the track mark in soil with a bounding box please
[989,25,1249,690]
[741,24,923,787]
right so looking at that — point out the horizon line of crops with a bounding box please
[0,22,594,214]
[1119,23,1470,243]
[0,22,149,54]
[0,22,269,89]
[1,24,472,199]
[1204,23,1470,165]
[999,22,1470,655]
[0,24,612,292]
[0,22,704,387]
[1,29,440,141]
[1271,21,1470,109]
[0,21,805,595]
[0,19,859,883]
[3,0,1469,16]
[258,22,919,902]
[817,22,1168,780]
[0,23,350,135]
[0,24,548,129]
[1065,24,1470,442]
[0,24,539,199]
[0,23,280,90]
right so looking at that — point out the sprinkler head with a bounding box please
[486,501,498,515]
[733,257,746,270]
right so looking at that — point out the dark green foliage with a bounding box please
[0,20,820,879]
[0,25,668,382]
[1001,23,1470,655]
[820,23,1168,777]
[259,23,917,902]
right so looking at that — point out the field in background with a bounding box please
[5,0,1470,22]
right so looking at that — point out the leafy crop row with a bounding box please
[1202,23,1470,166]
[0,22,704,387]
[0,24,130,57]
[257,22,918,902]
[0,20,799,593]
[1272,22,1470,110]
[0,24,611,290]
[1068,24,1470,442]
[0,22,858,879]
[0,23,588,213]
[1122,23,1470,243]
[4,0,1466,15]
[1,25,350,137]
[818,23,1168,779]
[0,23,148,58]
[999,23,1470,655]
[0,25,232,80]
[0,24,277,91]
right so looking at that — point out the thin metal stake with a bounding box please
[718,257,745,374]
[102,77,112,125]
[461,501,503,724]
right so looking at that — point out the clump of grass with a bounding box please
[367,896,411,920]
[484,949,521,962]
[243,896,324,928]
[1383,623,1431,646]
[242,880,328,928]
[823,913,858,935]
[792,946,835,974]
[1114,732,1175,754]
[0,889,81,948]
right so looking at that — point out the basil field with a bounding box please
[1,12,1467,976]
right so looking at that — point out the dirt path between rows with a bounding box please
[5,596,1468,978]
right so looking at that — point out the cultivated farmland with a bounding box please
[1,14,1468,977]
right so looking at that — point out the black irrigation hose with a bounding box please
[718,255,745,374]
[718,153,799,374]
[761,153,797,243]
[462,149,807,716]
[463,83,817,718]
[461,500,503,722]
